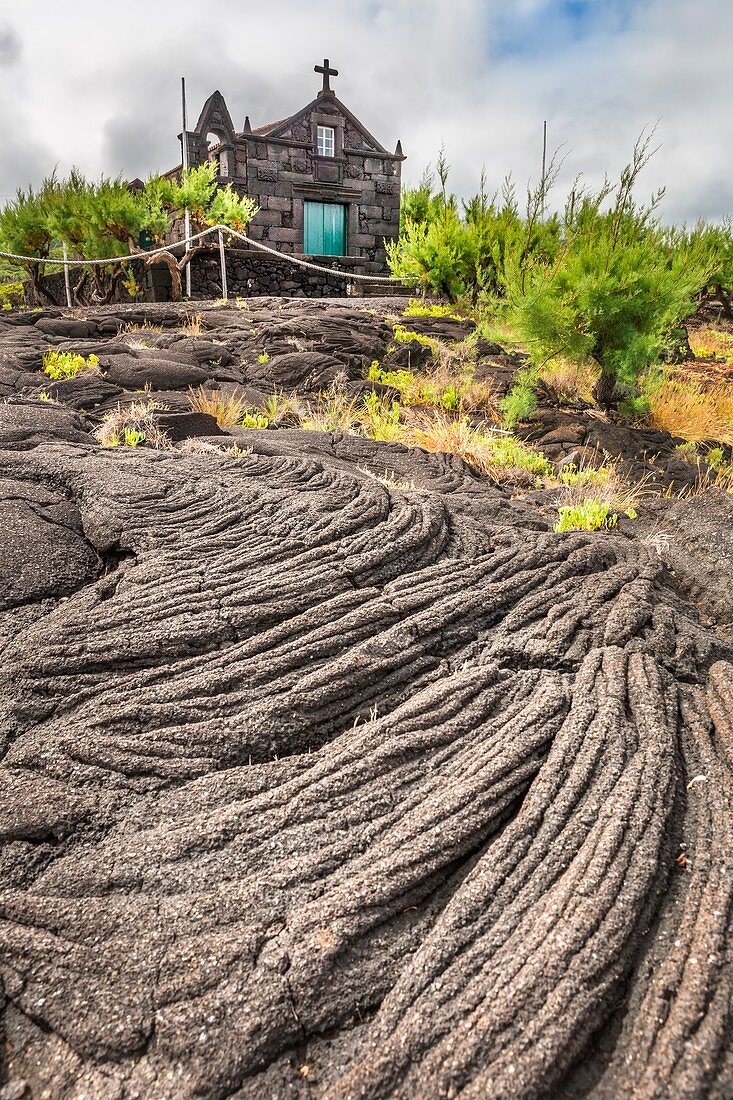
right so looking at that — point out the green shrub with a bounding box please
[0,282,24,310]
[619,393,651,420]
[499,373,538,426]
[488,435,553,477]
[389,159,561,302]
[360,392,403,441]
[402,298,467,320]
[686,220,733,321]
[558,464,613,489]
[554,499,618,533]
[439,384,461,411]
[501,136,714,408]
[0,164,258,305]
[43,349,99,380]
[238,412,270,429]
[367,363,416,390]
[392,324,435,347]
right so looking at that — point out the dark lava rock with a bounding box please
[631,487,733,637]
[0,299,732,1100]
[518,407,702,490]
[35,317,98,339]
[346,378,401,403]
[54,340,131,358]
[0,400,92,449]
[153,410,226,442]
[0,363,46,397]
[161,336,235,367]
[475,338,507,357]
[102,354,211,391]
[1,309,59,327]
[398,315,476,341]
[217,382,270,408]
[386,339,434,370]
[93,390,193,416]
[472,358,520,398]
[247,350,357,391]
[40,374,122,410]
[0,478,99,609]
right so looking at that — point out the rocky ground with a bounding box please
[0,297,732,1099]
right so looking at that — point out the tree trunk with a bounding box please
[130,237,204,302]
[30,263,59,307]
[88,265,125,305]
[715,283,733,321]
[152,251,183,301]
[592,367,617,411]
[73,269,90,305]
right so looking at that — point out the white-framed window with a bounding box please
[317,125,335,158]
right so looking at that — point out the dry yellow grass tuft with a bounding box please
[188,385,250,427]
[554,461,651,516]
[94,399,171,449]
[367,363,498,419]
[117,320,163,336]
[300,393,362,434]
[538,357,599,403]
[117,320,163,349]
[179,312,204,337]
[688,326,733,364]
[404,411,552,485]
[647,377,733,446]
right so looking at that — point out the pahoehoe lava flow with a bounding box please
[0,300,732,1099]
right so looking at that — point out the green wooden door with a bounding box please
[304,201,346,255]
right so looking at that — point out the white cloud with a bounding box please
[0,0,730,222]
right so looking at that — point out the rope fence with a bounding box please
[0,223,404,308]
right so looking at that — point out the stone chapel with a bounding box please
[179,60,405,276]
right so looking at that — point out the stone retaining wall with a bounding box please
[190,248,359,299]
[26,248,386,305]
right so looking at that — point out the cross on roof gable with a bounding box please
[314,58,338,96]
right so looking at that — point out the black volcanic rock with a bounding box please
[154,410,226,441]
[0,477,99,609]
[247,350,357,391]
[102,354,211,391]
[0,399,93,448]
[0,299,731,1100]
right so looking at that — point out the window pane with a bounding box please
[317,126,334,157]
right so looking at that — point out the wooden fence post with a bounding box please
[62,243,73,309]
[218,229,228,301]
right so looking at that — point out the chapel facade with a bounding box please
[180,60,405,275]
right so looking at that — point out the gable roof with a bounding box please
[251,118,289,136]
[264,93,394,156]
[172,85,404,176]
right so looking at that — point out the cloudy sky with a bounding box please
[0,0,729,223]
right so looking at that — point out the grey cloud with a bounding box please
[1,0,732,223]
[0,130,54,201]
[0,25,22,65]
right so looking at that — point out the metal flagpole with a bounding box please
[537,121,541,218]
[62,242,73,308]
[218,229,228,301]
[181,76,192,299]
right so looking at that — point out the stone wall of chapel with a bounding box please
[214,102,402,274]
